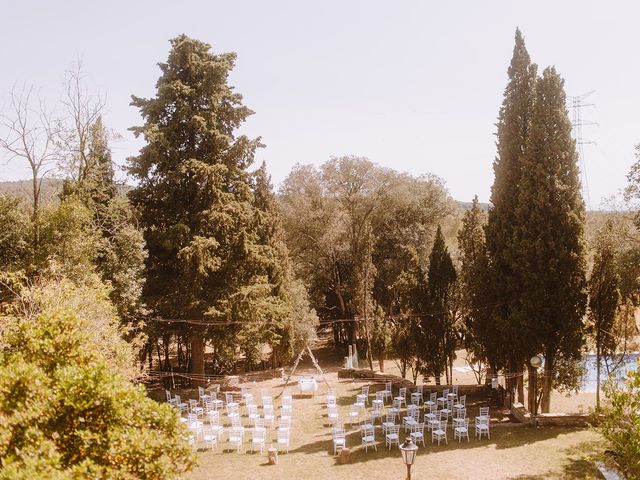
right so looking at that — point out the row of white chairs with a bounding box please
[332,414,489,454]
[186,422,292,454]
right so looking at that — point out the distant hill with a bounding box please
[457,200,489,211]
[0,178,132,205]
[0,178,64,205]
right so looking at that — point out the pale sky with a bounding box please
[1,0,639,208]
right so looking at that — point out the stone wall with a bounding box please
[509,402,596,427]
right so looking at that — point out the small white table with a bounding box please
[298,377,318,395]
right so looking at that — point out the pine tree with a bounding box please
[514,66,587,412]
[128,35,290,376]
[485,28,538,402]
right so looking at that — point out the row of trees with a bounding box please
[596,146,640,480]
[1,37,320,379]
[277,30,640,415]
[441,30,638,413]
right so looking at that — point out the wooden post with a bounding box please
[338,448,351,464]
[268,446,278,465]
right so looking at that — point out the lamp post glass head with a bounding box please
[400,437,418,465]
[530,355,542,369]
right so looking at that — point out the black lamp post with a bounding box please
[399,437,418,480]
[530,355,542,420]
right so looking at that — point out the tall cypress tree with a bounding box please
[514,66,587,412]
[485,29,538,402]
[128,35,264,376]
[458,196,500,375]
[419,225,457,384]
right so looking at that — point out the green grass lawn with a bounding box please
[182,373,606,480]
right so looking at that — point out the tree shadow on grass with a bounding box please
[507,448,602,480]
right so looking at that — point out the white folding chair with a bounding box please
[186,413,204,440]
[403,405,419,432]
[276,428,290,453]
[453,395,466,415]
[389,397,402,417]
[228,426,244,453]
[225,393,238,413]
[424,392,437,409]
[394,387,407,408]
[432,419,448,445]
[348,404,360,427]
[174,394,188,413]
[201,423,218,451]
[372,403,384,425]
[437,389,449,408]
[361,385,370,406]
[189,399,204,418]
[411,385,423,406]
[477,406,490,422]
[451,385,459,399]
[361,425,377,452]
[251,427,266,453]
[382,412,397,435]
[475,417,490,440]
[385,424,400,449]
[263,404,275,427]
[326,388,337,406]
[206,409,220,425]
[383,381,393,403]
[210,392,223,411]
[247,404,259,422]
[328,404,339,425]
[410,422,426,447]
[332,427,346,455]
[198,386,211,405]
[455,417,470,443]
[227,403,240,424]
[360,413,374,432]
[440,399,453,421]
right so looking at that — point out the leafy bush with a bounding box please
[0,309,195,479]
[598,360,640,479]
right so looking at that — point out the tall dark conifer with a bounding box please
[419,225,457,384]
[485,29,538,402]
[128,35,264,375]
[458,197,500,375]
[514,66,587,412]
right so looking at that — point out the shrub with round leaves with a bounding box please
[0,309,195,479]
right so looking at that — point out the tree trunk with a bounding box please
[162,334,171,370]
[541,352,554,413]
[517,364,525,404]
[31,172,40,255]
[362,315,374,372]
[596,343,601,410]
[190,330,205,386]
[378,354,385,373]
[527,365,536,413]
[155,338,163,369]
